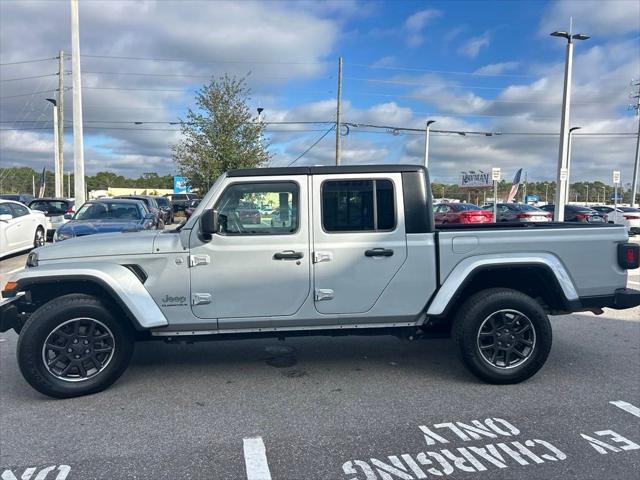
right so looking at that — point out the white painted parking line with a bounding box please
[243,437,272,480]
[610,401,640,418]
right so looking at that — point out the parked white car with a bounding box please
[591,206,640,235]
[0,200,46,258]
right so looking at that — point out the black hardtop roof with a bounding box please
[227,164,426,178]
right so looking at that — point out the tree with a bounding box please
[172,75,270,193]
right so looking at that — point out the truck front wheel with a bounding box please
[452,288,552,384]
[17,294,134,398]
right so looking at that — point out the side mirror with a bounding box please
[200,209,219,235]
[0,213,13,222]
[63,213,73,220]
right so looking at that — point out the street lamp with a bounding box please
[565,126,581,204]
[551,24,590,221]
[46,98,62,197]
[424,120,436,169]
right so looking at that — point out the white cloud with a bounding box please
[474,61,520,75]
[0,0,340,175]
[457,31,490,58]
[540,0,640,36]
[404,9,441,47]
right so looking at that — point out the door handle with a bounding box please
[273,250,304,260]
[365,248,394,257]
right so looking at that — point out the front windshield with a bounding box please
[156,197,169,207]
[75,202,142,221]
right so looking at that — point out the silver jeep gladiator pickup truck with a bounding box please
[1,165,639,398]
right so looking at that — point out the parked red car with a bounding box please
[434,203,493,224]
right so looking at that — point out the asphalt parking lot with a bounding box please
[1,238,639,479]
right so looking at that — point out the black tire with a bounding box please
[452,288,552,384]
[33,226,45,248]
[17,294,134,398]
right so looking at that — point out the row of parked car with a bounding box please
[433,201,640,233]
[0,193,197,259]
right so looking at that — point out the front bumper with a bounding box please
[577,288,640,311]
[0,292,25,333]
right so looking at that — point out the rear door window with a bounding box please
[322,179,395,232]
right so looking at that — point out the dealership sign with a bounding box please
[460,170,492,188]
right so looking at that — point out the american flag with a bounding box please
[37,167,46,198]
[506,168,522,203]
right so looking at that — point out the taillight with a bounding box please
[516,213,529,218]
[618,243,639,269]
[66,208,74,214]
[623,215,640,220]
[575,213,590,220]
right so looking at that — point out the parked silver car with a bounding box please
[482,203,552,222]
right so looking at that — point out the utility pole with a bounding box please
[631,81,639,208]
[71,0,86,208]
[586,184,589,205]
[522,171,528,203]
[57,50,64,197]
[424,120,435,169]
[551,21,590,221]
[67,171,71,198]
[335,57,343,166]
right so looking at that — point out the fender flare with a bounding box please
[9,262,168,329]
[426,253,579,316]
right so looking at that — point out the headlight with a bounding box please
[26,251,38,268]
[53,230,74,242]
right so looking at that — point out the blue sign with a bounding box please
[610,193,623,201]
[525,195,540,203]
[173,176,191,194]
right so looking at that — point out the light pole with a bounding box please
[565,126,581,204]
[46,98,61,197]
[545,183,549,203]
[424,120,436,169]
[551,24,590,221]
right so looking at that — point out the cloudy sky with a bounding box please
[0,0,638,184]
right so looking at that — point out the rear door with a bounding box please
[311,173,407,314]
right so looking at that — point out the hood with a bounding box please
[37,229,160,261]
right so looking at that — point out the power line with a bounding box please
[346,62,536,78]
[81,71,333,81]
[287,125,336,166]
[0,56,57,66]
[0,73,58,82]
[0,89,59,100]
[345,76,522,90]
[82,86,186,92]
[80,54,328,66]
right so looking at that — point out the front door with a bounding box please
[189,176,311,323]
[312,173,408,315]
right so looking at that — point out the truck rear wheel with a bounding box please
[452,288,552,384]
[17,294,134,398]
